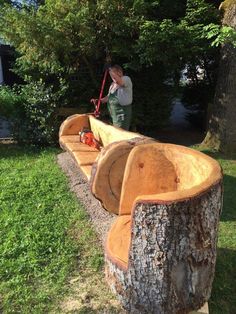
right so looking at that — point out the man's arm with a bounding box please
[90,95,108,104]
[101,95,108,103]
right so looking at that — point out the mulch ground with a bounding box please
[57,152,117,246]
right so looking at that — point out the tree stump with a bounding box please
[105,143,223,314]
[58,115,223,313]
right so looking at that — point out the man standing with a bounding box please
[92,65,133,130]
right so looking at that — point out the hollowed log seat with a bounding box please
[59,114,223,314]
[59,113,154,214]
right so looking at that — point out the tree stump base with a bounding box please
[105,182,222,313]
[104,144,223,314]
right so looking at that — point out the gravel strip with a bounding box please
[57,152,117,246]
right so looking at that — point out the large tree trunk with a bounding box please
[105,142,223,313]
[105,182,223,314]
[203,1,236,154]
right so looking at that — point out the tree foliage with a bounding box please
[0,0,224,143]
[0,0,222,78]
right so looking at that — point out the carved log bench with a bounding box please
[59,114,223,314]
[59,114,154,213]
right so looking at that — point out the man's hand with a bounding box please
[90,96,108,105]
[90,98,98,106]
[101,96,108,103]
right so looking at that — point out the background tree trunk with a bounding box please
[203,2,236,155]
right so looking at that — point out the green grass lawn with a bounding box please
[200,150,236,314]
[0,144,235,313]
[0,144,109,313]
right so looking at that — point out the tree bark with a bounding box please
[105,182,223,313]
[203,2,236,154]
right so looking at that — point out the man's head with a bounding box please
[109,64,123,77]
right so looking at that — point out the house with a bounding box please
[0,40,16,138]
[0,39,18,86]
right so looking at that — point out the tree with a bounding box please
[0,0,220,90]
[203,0,236,154]
[0,0,223,143]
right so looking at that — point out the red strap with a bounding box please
[94,69,108,117]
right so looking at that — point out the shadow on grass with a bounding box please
[200,149,236,222]
[210,248,236,314]
[200,149,236,162]
[221,174,236,222]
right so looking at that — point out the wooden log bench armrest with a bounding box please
[106,178,222,313]
[90,137,155,214]
[106,177,223,271]
[118,143,223,215]
[133,178,222,205]
[59,114,90,138]
[90,141,135,214]
[105,143,223,313]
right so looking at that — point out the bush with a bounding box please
[0,86,25,139]
[0,81,67,145]
[0,85,24,120]
[19,81,66,145]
